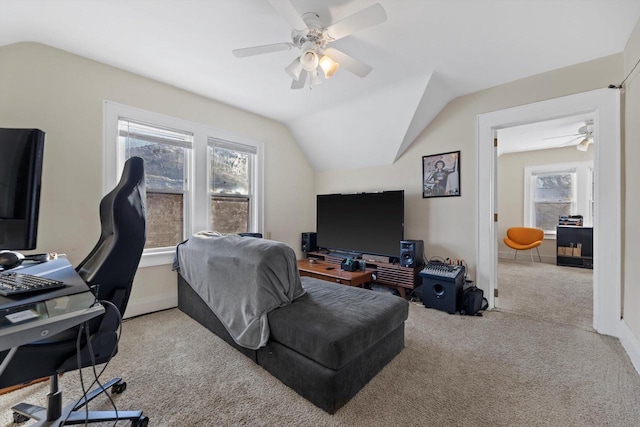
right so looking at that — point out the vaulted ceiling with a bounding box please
[1,0,639,171]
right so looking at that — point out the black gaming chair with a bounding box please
[0,156,149,426]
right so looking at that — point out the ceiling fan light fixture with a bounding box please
[319,55,339,78]
[309,69,322,86]
[285,58,303,80]
[232,1,387,89]
[576,138,591,151]
[300,42,319,71]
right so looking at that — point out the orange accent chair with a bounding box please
[503,227,544,262]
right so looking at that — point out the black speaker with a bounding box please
[301,232,317,252]
[400,240,424,267]
[420,269,465,314]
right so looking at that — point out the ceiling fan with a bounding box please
[545,121,594,151]
[232,1,387,89]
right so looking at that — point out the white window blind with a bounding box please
[119,119,193,149]
[208,137,257,154]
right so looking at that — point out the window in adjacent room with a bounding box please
[524,161,593,236]
[104,101,264,267]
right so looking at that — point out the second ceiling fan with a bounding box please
[232,1,387,89]
[545,121,594,151]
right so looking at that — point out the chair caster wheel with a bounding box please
[112,381,127,394]
[132,415,149,427]
[13,412,29,423]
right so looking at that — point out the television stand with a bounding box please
[305,252,420,298]
[297,259,374,288]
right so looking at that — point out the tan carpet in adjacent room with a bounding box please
[2,302,639,426]
[496,258,593,331]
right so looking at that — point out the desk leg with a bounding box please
[0,347,18,377]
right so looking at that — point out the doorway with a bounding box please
[493,115,595,329]
[477,88,621,337]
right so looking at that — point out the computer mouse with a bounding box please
[326,266,335,270]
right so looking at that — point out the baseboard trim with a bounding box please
[618,318,640,375]
[124,294,177,319]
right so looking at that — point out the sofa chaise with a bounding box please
[175,233,408,414]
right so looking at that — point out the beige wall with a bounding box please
[0,42,316,316]
[623,19,640,341]
[317,54,621,284]
[1,33,637,344]
[497,147,594,262]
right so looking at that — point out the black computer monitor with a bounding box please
[0,128,45,251]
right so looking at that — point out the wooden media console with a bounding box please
[304,252,420,298]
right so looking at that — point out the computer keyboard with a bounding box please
[0,272,65,296]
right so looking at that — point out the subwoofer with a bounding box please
[301,232,317,253]
[420,269,465,314]
[400,240,424,268]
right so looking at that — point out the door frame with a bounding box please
[477,88,621,337]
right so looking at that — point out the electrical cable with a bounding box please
[93,299,122,427]
[610,54,640,89]
[84,306,120,427]
[62,299,123,426]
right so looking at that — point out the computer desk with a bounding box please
[0,257,104,375]
[0,260,143,427]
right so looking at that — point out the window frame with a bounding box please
[523,161,594,238]
[118,118,193,252]
[104,101,264,267]
[208,138,259,233]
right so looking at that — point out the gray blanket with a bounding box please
[177,232,305,349]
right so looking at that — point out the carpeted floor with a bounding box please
[496,258,593,331]
[2,299,639,426]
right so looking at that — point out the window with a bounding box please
[119,120,192,250]
[104,101,264,267]
[532,171,575,231]
[208,138,257,234]
[524,161,593,236]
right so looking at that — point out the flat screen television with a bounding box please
[316,190,404,258]
[0,128,45,250]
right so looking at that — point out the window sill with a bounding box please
[139,249,176,268]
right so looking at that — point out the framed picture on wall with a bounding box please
[422,151,460,198]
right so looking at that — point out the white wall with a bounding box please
[623,18,640,348]
[0,42,316,317]
[317,54,622,284]
[497,146,594,262]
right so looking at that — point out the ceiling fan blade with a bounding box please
[268,0,308,31]
[232,42,294,58]
[324,47,372,78]
[324,3,387,41]
[558,136,581,146]
[542,133,580,141]
[291,70,308,89]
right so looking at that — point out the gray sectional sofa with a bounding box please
[175,233,408,414]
